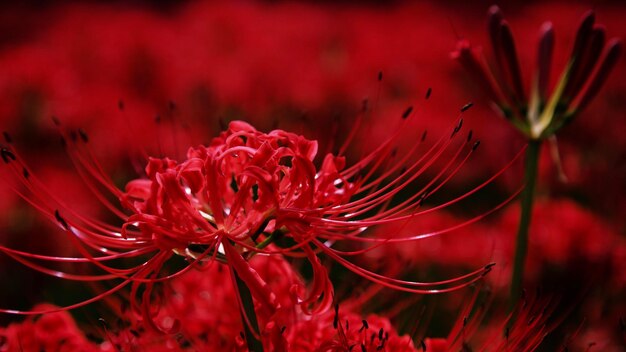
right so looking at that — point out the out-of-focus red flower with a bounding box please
[0,304,97,352]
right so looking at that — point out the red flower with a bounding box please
[0,112,513,335]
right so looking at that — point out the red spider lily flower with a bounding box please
[452,6,622,140]
[0,105,517,335]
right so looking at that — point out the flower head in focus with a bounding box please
[452,5,622,140]
[0,100,513,336]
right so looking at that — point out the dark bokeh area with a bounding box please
[0,1,624,351]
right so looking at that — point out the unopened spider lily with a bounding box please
[452,5,622,309]
[0,102,518,345]
[452,6,622,140]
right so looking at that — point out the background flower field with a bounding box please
[0,0,624,350]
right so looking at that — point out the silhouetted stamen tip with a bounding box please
[22,168,29,179]
[2,132,12,144]
[425,87,432,100]
[378,328,384,340]
[118,100,125,111]
[461,102,473,112]
[378,71,383,81]
[402,106,414,119]
[51,116,61,126]
[472,141,481,150]
[452,119,464,137]
[280,326,286,334]
[421,340,426,350]
[54,210,68,230]
[1,148,16,164]
[485,262,496,270]
[78,129,89,143]
[467,130,473,142]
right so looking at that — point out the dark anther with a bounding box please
[362,319,369,329]
[78,129,89,143]
[130,329,140,337]
[280,326,286,334]
[378,328,384,340]
[467,130,473,142]
[463,316,468,327]
[378,71,383,81]
[22,168,29,179]
[239,331,245,339]
[118,100,125,111]
[51,116,61,126]
[421,130,427,142]
[54,210,68,230]
[402,106,414,119]
[2,132,12,144]
[421,339,427,350]
[472,141,481,151]
[504,326,510,340]
[1,148,16,164]
[361,344,367,352]
[455,119,464,133]
[425,87,432,100]
[251,184,259,202]
[461,102,474,112]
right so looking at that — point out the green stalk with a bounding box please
[234,270,264,352]
[510,139,542,308]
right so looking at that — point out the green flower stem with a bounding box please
[510,139,542,309]
[234,270,264,352]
